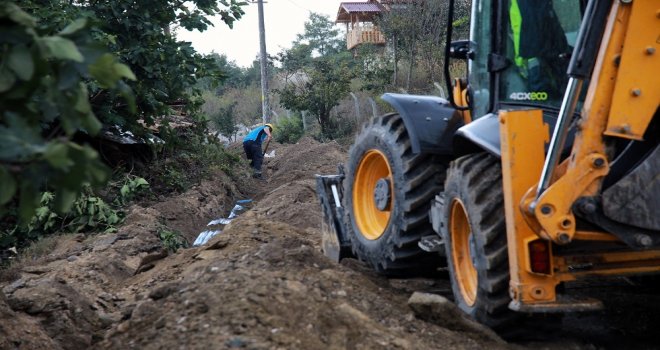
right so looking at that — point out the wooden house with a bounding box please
[335,1,386,51]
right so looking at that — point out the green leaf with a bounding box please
[74,84,91,114]
[90,162,109,185]
[4,3,37,28]
[43,143,74,170]
[0,69,16,93]
[108,213,120,225]
[114,63,136,81]
[117,81,136,113]
[0,166,17,205]
[38,36,84,62]
[75,89,102,135]
[35,206,50,220]
[120,184,129,198]
[135,178,149,186]
[0,118,45,161]
[80,114,101,135]
[89,53,118,87]
[8,45,34,81]
[18,181,39,223]
[41,192,54,203]
[45,212,58,230]
[54,189,77,214]
[59,18,88,36]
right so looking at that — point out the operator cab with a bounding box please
[450,0,587,157]
[459,0,587,118]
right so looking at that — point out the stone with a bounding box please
[407,292,504,343]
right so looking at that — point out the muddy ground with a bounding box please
[1,137,660,350]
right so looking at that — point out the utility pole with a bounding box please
[256,0,270,123]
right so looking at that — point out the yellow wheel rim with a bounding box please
[353,149,393,240]
[450,198,478,306]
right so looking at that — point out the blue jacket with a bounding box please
[243,125,269,144]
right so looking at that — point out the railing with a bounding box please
[347,28,386,50]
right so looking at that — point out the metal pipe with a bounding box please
[535,0,612,202]
[535,77,583,200]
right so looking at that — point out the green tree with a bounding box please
[276,12,353,138]
[0,3,135,222]
[294,13,344,57]
[213,103,237,140]
[277,43,313,78]
[277,56,353,137]
[222,86,262,127]
[20,0,246,131]
[197,53,249,93]
[353,44,394,93]
[1,0,248,225]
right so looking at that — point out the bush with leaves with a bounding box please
[312,114,357,142]
[0,176,149,250]
[277,55,354,138]
[274,115,304,144]
[212,103,238,140]
[158,227,188,253]
[0,3,136,225]
[141,124,241,195]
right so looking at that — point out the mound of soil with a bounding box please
[247,137,348,232]
[100,213,503,349]
[3,137,498,350]
[8,137,656,349]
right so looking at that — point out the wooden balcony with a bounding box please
[347,28,386,50]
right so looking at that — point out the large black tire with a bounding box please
[440,152,519,329]
[343,113,445,275]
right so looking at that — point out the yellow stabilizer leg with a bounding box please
[499,109,602,312]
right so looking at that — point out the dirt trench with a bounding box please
[1,137,659,350]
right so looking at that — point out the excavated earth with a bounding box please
[2,137,660,350]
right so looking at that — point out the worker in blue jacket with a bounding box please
[242,123,273,178]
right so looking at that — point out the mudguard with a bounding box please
[453,111,572,158]
[453,113,503,157]
[381,93,463,155]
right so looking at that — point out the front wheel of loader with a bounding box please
[344,113,444,275]
[440,152,519,330]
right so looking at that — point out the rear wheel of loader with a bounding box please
[344,113,444,275]
[440,152,518,329]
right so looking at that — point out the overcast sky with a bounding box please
[177,0,346,67]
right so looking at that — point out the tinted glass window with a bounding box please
[499,0,582,108]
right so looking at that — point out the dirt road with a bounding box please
[1,138,658,349]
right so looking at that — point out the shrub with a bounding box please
[140,125,241,195]
[274,115,304,144]
[313,115,356,142]
[158,227,188,253]
[0,176,148,250]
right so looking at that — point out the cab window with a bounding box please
[499,0,583,108]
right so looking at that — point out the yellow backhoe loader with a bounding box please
[317,0,659,330]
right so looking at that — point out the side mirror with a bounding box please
[449,40,474,60]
